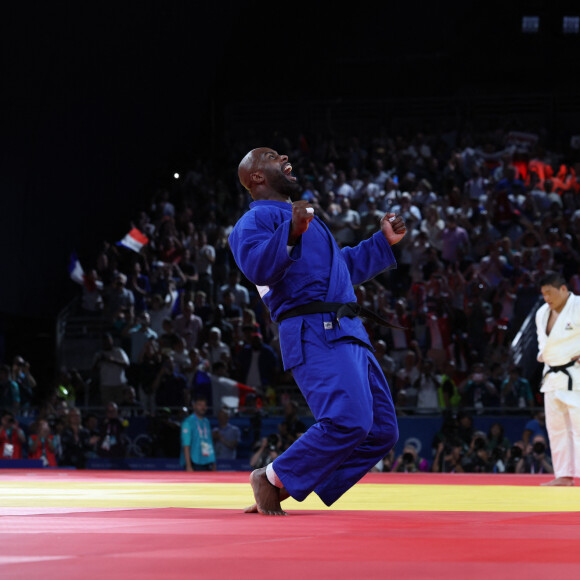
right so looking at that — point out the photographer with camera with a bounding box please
[461,431,491,473]
[458,362,499,414]
[0,410,27,460]
[432,438,465,473]
[516,434,554,475]
[391,442,429,473]
[249,433,282,469]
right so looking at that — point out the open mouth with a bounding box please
[283,163,297,181]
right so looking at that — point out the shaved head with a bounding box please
[237,147,299,201]
[238,148,263,191]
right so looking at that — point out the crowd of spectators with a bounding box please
[2,122,580,472]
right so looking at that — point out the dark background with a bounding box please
[1,1,579,378]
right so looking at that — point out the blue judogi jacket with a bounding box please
[228,200,397,370]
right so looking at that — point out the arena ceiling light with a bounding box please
[562,16,580,34]
[521,15,540,34]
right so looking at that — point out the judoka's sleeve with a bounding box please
[340,231,397,286]
[229,210,302,286]
[535,307,546,363]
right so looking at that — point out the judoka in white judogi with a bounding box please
[536,279,580,484]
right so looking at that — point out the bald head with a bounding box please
[237,147,299,201]
[238,148,263,192]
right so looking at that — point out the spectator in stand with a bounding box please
[395,343,422,410]
[385,298,413,368]
[158,231,184,265]
[158,317,180,353]
[212,407,241,460]
[431,438,465,473]
[173,300,203,351]
[177,247,199,294]
[0,364,20,415]
[372,339,396,387]
[203,327,231,368]
[458,362,499,414]
[356,170,382,208]
[122,311,158,386]
[103,272,135,325]
[55,366,86,407]
[118,385,146,418]
[152,352,189,410]
[500,365,534,412]
[440,212,470,267]
[126,260,151,314]
[196,231,216,302]
[522,409,550,451]
[213,226,233,291]
[0,410,26,460]
[11,355,37,413]
[150,263,180,309]
[149,407,181,458]
[486,421,511,456]
[464,278,492,359]
[220,291,243,326]
[235,331,280,408]
[438,360,461,411]
[277,399,307,452]
[97,401,126,459]
[333,169,356,199]
[516,434,553,475]
[189,347,213,410]
[171,336,194,381]
[83,412,100,456]
[133,334,162,414]
[217,269,250,308]
[413,358,441,414]
[60,407,97,468]
[419,204,445,256]
[92,332,131,405]
[148,289,178,338]
[28,419,57,467]
[194,290,214,329]
[80,269,105,315]
[358,197,385,240]
[330,196,360,247]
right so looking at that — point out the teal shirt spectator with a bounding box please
[180,414,215,467]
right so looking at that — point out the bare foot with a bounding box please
[540,477,575,487]
[244,485,290,513]
[245,467,287,515]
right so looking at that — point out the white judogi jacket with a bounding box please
[536,293,580,392]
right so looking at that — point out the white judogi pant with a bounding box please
[544,390,580,478]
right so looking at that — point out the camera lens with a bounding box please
[533,442,546,454]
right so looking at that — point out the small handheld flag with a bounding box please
[118,228,149,253]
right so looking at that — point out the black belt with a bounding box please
[544,360,576,391]
[277,301,408,330]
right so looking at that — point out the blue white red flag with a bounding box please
[118,228,149,252]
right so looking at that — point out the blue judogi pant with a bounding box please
[272,331,398,506]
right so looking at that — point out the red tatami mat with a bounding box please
[1,470,580,580]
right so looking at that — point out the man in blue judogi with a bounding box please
[229,147,407,515]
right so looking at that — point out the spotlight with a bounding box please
[521,15,539,34]
[563,16,580,35]
[174,173,180,179]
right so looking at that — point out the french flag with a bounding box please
[118,228,149,253]
[68,251,85,285]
